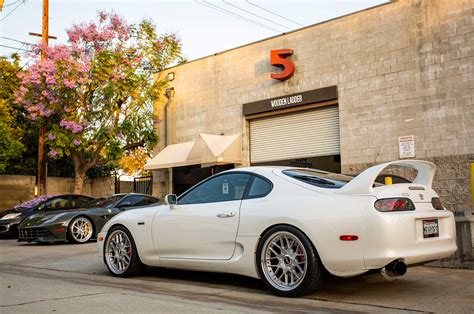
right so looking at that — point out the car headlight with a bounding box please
[1,213,21,220]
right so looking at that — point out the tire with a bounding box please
[103,225,146,277]
[256,225,326,297]
[67,216,94,244]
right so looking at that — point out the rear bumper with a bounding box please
[364,209,457,269]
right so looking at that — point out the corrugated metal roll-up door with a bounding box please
[249,106,340,163]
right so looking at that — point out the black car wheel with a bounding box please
[67,216,94,244]
[104,225,146,277]
[256,225,327,297]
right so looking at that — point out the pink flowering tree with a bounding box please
[16,12,182,194]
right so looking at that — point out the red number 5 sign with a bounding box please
[270,49,295,81]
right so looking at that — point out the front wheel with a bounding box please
[104,226,146,277]
[68,216,94,244]
[256,225,326,297]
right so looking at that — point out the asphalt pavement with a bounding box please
[0,239,473,313]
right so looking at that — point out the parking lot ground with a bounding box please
[0,239,473,313]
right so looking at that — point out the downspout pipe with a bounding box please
[163,87,175,194]
[164,87,175,146]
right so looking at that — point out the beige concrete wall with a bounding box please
[154,0,473,215]
[0,175,116,210]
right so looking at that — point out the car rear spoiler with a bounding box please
[336,160,436,195]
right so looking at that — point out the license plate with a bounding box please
[423,219,439,238]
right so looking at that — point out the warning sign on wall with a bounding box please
[399,135,415,159]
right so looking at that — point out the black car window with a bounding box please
[179,173,251,205]
[40,196,71,211]
[131,196,158,207]
[282,169,352,189]
[246,176,273,199]
[70,196,93,208]
[119,195,146,209]
[142,196,159,206]
[83,195,124,208]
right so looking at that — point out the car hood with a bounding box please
[19,207,103,227]
[0,208,30,219]
[0,208,17,218]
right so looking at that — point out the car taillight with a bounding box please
[431,197,443,210]
[374,198,416,212]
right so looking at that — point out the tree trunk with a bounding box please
[73,170,87,195]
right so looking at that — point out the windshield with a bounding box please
[282,169,353,189]
[13,195,58,210]
[83,195,124,208]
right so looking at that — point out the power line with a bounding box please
[0,0,25,22]
[223,0,292,31]
[0,36,34,46]
[246,0,304,27]
[2,0,23,8]
[195,0,282,33]
[0,43,32,52]
[19,56,34,70]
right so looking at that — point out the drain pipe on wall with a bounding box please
[164,87,175,146]
[164,87,175,194]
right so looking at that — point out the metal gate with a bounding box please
[115,175,153,195]
[133,175,153,195]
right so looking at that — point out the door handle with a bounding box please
[216,212,236,218]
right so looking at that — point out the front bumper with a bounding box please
[18,224,68,243]
[0,219,21,236]
[97,231,106,263]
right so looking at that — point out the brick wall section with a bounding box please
[0,175,115,210]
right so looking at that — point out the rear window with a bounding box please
[282,169,352,189]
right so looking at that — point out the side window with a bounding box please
[179,173,251,205]
[70,196,92,208]
[145,197,160,205]
[134,196,159,207]
[118,195,145,209]
[41,197,70,211]
[246,176,273,199]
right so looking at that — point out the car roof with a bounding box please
[225,166,332,174]
[108,193,158,198]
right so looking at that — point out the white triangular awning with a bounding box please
[144,141,195,170]
[144,133,242,170]
[188,133,242,166]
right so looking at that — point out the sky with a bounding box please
[0,0,387,63]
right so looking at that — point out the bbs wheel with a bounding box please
[257,225,326,297]
[68,216,94,244]
[104,226,146,277]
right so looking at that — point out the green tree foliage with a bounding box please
[16,12,182,193]
[0,54,24,171]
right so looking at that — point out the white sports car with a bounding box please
[98,160,456,297]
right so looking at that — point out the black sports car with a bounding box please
[0,194,94,237]
[17,193,160,244]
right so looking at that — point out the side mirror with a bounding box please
[118,201,132,209]
[164,194,177,206]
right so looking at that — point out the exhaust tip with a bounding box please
[382,259,407,277]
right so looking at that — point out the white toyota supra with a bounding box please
[98,160,456,297]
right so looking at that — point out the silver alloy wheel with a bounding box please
[71,217,93,243]
[260,231,308,291]
[105,230,133,275]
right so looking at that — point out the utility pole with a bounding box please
[29,1,56,196]
[37,0,49,196]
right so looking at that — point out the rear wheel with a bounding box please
[256,225,326,297]
[67,216,94,244]
[104,226,146,277]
